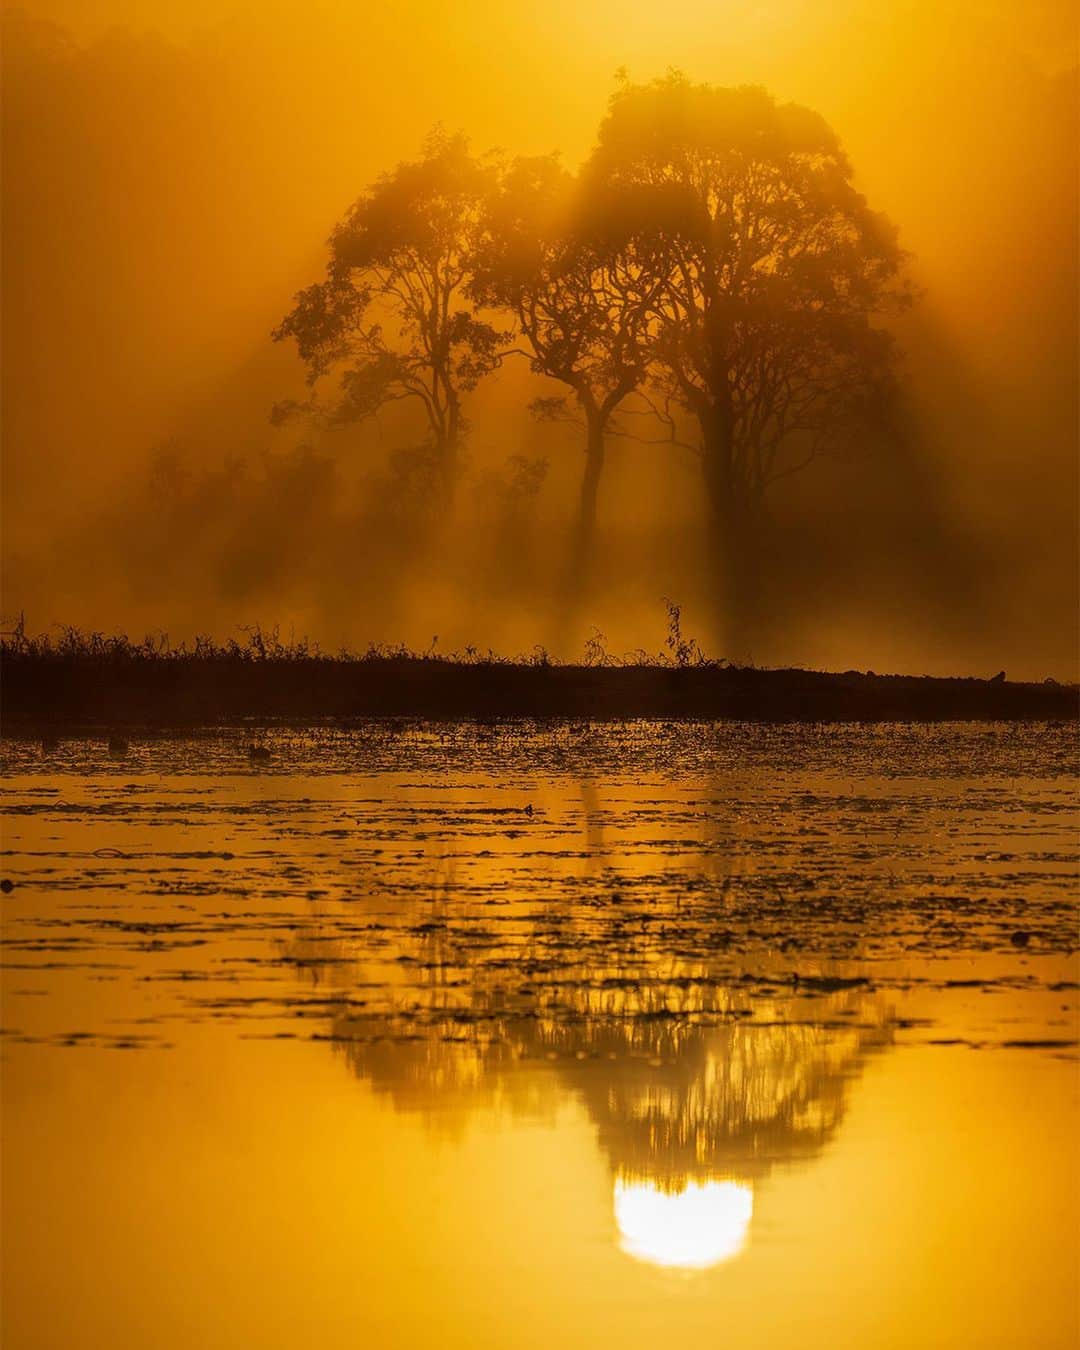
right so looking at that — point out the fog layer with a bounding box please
[2,2,1076,677]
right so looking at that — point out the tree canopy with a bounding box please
[273,77,914,631]
[273,129,506,504]
[583,74,912,527]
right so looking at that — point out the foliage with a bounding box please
[273,130,509,501]
[472,155,652,440]
[583,73,913,518]
[267,79,915,608]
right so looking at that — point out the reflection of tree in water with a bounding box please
[277,770,904,1267]
[287,906,892,1191]
[557,1007,886,1188]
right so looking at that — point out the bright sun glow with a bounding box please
[613,1178,753,1270]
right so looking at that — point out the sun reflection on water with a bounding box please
[613,1177,753,1270]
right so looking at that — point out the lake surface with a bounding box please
[2,722,1077,1349]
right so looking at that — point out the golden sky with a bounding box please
[2,0,1077,673]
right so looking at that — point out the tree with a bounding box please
[472,154,654,590]
[584,74,912,625]
[272,129,506,508]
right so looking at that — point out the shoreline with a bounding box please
[2,653,1075,727]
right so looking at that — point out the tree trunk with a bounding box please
[571,412,605,588]
[699,408,761,656]
[438,397,463,511]
[553,409,606,656]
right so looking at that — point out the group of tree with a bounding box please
[273,72,913,621]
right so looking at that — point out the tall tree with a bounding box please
[584,74,912,623]
[472,155,654,591]
[273,130,505,507]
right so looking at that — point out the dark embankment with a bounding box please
[1,633,1075,728]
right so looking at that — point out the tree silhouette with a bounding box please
[269,81,916,637]
[584,74,912,629]
[472,155,654,591]
[272,130,506,507]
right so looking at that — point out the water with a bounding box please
[2,722,1077,1349]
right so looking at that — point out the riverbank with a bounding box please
[2,635,1074,727]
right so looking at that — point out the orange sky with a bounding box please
[2,0,1077,674]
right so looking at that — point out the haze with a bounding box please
[3,0,1077,678]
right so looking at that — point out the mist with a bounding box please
[2,0,1076,679]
